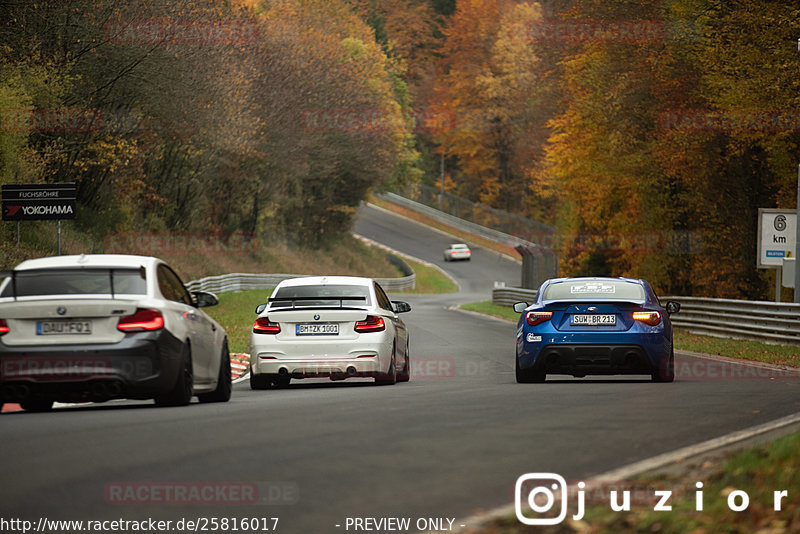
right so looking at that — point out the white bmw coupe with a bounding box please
[250,276,411,389]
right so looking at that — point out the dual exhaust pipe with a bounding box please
[2,381,124,402]
[278,366,358,377]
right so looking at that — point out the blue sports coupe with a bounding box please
[513,277,680,383]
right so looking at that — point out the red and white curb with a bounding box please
[2,353,252,413]
[231,352,250,382]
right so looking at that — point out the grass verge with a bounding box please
[459,301,800,367]
[1,228,404,281]
[369,195,521,261]
[460,300,520,322]
[674,331,800,367]
[487,428,800,533]
[204,289,266,354]
[394,257,458,294]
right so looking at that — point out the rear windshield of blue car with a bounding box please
[542,280,645,301]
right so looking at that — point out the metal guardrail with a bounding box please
[399,183,555,236]
[377,192,534,251]
[663,296,800,346]
[491,287,800,346]
[492,286,538,307]
[186,271,415,295]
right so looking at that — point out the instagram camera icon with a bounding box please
[515,473,568,525]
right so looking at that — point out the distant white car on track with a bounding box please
[249,276,411,389]
[0,254,231,412]
[443,243,471,262]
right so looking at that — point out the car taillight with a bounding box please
[0,319,8,335]
[253,317,280,334]
[526,311,552,326]
[117,309,164,332]
[355,315,385,333]
[633,311,661,326]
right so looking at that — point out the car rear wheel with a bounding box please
[250,371,271,390]
[516,355,545,383]
[199,340,232,403]
[155,345,194,406]
[20,398,54,412]
[652,348,675,383]
[375,351,397,385]
[274,375,291,388]
[397,342,410,382]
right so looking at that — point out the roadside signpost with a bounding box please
[2,183,77,254]
[757,208,796,302]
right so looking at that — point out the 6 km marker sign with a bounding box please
[757,209,796,268]
[2,183,77,221]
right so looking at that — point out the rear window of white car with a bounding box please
[542,280,645,301]
[451,244,468,250]
[270,284,371,308]
[0,268,147,297]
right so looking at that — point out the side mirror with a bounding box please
[192,291,219,308]
[392,301,411,313]
[255,303,267,314]
[665,301,681,315]
[513,302,528,313]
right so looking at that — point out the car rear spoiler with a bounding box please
[0,270,18,301]
[267,295,368,309]
[0,267,146,301]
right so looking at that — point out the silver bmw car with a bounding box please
[249,276,411,389]
[0,254,231,411]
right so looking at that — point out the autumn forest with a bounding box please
[1,0,799,299]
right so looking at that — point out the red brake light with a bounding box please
[117,309,164,332]
[526,311,552,327]
[355,315,385,333]
[0,319,9,335]
[253,317,281,334]
[633,311,661,326]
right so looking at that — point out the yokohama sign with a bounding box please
[1,183,77,221]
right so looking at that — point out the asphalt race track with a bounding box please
[2,204,800,533]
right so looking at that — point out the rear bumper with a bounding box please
[0,329,184,403]
[251,338,391,378]
[253,356,385,378]
[531,344,654,375]
[518,332,670,376]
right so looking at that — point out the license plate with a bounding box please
[296,323,339,336]
[571,314,616,326]
[36,320,93,335]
